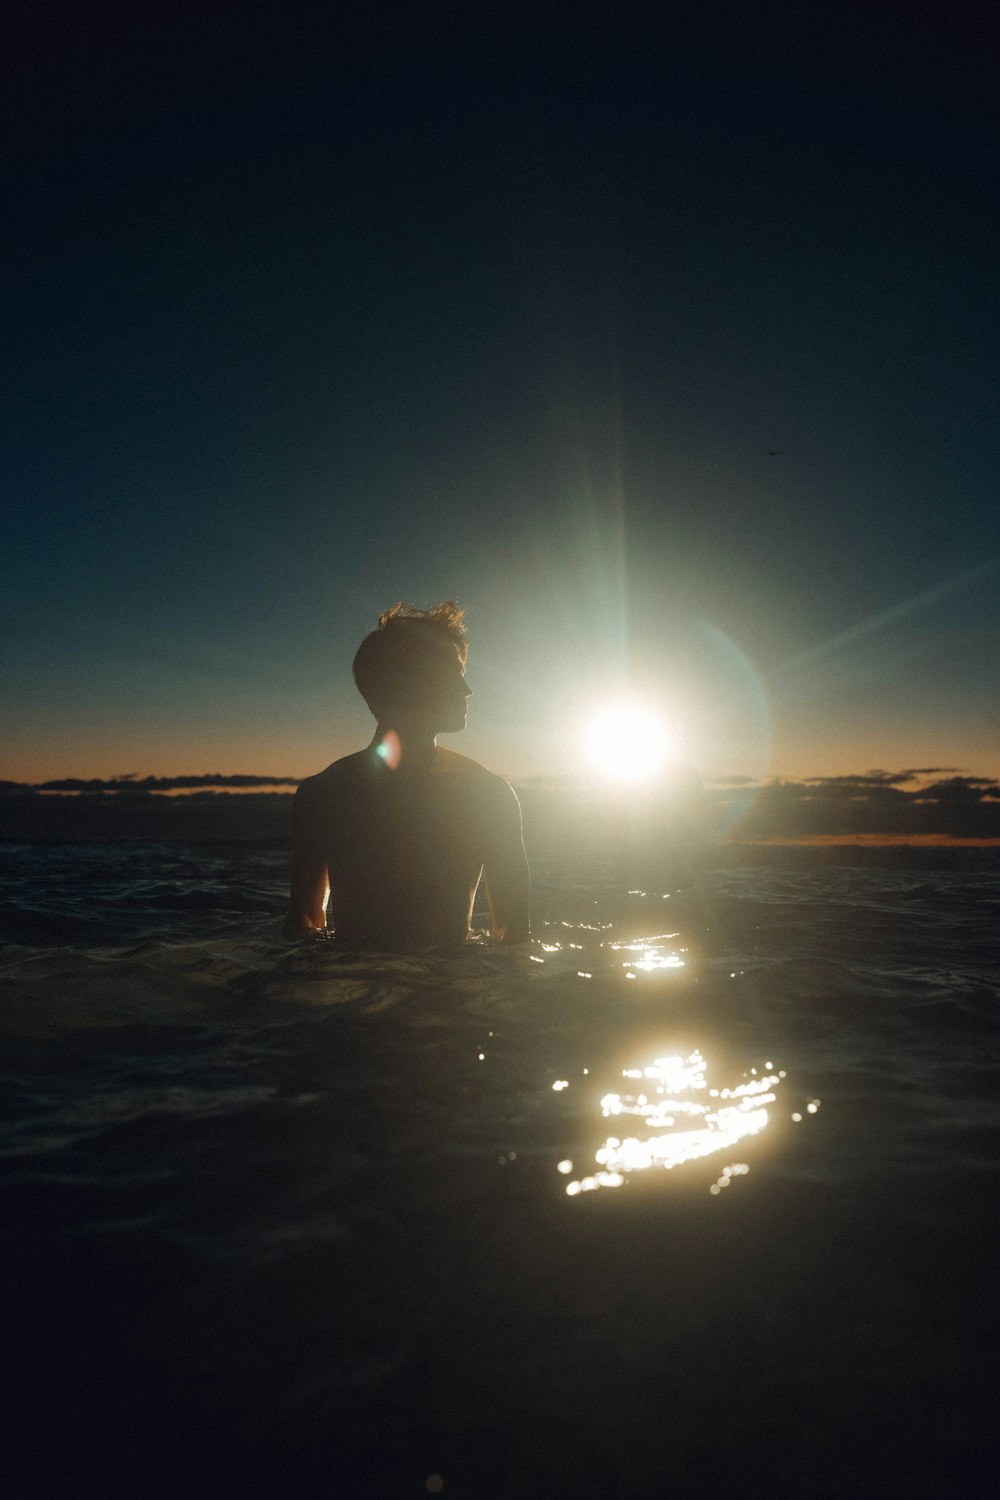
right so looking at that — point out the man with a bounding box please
[284,601,530,949]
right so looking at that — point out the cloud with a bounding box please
[717,773,1000,839]
[916,776,1000,800]
[28,774,301,793]
[3,769,999,842]
[800,769,960,788]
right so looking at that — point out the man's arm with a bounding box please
[283,782,331,939]
[483,780,530,944]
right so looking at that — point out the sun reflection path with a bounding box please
[563,1050,784,1197]
[531,925,688,978]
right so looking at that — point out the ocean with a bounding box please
[1,830,998,1498]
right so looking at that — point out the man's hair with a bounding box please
[352,600,468,715]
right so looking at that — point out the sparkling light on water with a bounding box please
[608,937,686,974]
[562,1050,782,1196]
[534,928,686,977]
[709,1162,750,1195]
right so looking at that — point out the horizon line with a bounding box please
[2,765,996,795]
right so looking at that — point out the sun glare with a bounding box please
[584,703,672,782]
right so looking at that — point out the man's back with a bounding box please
[291,746,528,950]
[285,600,529,949]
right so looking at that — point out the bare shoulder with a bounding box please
[435,750,522,830]
[434,747,494,779]
[295,752,368,805]
[435,748,515,793]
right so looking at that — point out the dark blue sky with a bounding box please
[4,0,998,781]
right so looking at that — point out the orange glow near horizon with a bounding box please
[741,833,1000,847]
[4,735,1000,792]
[6,725,1000,790]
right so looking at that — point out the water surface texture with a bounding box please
[1,840,997,1497]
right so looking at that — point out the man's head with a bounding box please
[352,600,471,732]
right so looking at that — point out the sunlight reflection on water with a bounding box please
[531,921,688,977]
[562,1050,788,1198]
[610,937,687,977]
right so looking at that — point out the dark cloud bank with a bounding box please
[704,772,1000,841]
[1,771,999,850]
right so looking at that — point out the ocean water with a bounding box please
[1,837,998,1498]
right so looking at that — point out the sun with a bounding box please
[584,702,673,782]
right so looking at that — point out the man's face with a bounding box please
[392,636,471,734]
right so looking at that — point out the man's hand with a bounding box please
[284,849,329,938]
[285,782,331,939]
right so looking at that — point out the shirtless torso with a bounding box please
[286,745,529,949]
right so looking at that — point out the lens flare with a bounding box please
[375,730,401,770]
[584,703,672,781]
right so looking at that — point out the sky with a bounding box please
[4,0,999,785]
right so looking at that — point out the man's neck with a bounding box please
[370,725,438,774]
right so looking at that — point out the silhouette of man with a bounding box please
[284,601,530,949]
